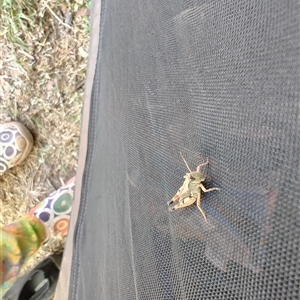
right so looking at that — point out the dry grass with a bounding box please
[0,0,90,287]
[0,0,90,223]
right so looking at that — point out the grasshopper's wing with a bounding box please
[168,174,191,205]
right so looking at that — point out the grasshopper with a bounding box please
[168,153,220,221]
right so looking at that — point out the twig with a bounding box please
[45,3,73,31]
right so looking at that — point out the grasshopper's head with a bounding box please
[189,171,205,182]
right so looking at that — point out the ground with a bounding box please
[0,0,90,282]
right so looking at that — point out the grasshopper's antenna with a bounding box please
[180,152,192,173]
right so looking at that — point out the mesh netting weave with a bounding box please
[70,1,300,299]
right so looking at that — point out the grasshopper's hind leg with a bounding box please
[167,193,180,205]
[169,196,196,211]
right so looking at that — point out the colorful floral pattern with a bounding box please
[29,178,75,237]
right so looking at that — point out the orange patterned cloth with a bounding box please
[0,216,46,296]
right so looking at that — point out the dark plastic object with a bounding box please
[3,254,62,300]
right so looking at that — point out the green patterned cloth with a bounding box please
[0,216,47,296]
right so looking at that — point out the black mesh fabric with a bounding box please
[70,1,300,299]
